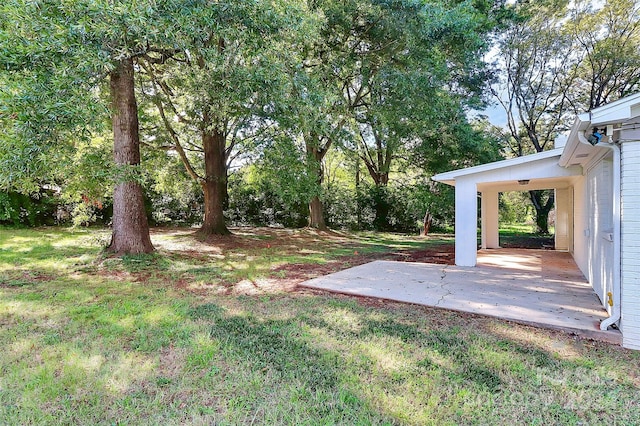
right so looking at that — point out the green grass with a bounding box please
[498,223,554,235]
[1,227,639,425]
[496,224,555,249]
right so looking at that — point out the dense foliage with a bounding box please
[0,191,59,227]
[8,1,634,235]
[0,0,508,235]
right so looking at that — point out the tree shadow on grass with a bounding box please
[189,301,530,397]
[361,317,508,392]
[189,303,340,389]
[187,302,401,423]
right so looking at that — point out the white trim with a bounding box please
[560,93,640,167]
[433,149,564,185]
[589,92,640,125]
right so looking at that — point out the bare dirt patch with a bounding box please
[143,227,456,295]
[272,244,455,283]
[156,226,357,254]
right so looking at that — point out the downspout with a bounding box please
[578,130,621,330]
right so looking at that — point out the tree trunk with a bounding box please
[372,185,391,231]
[307,151,327,229]
[422,211,432,236]
[306,137,328,230]
[529,189,554,234]
[198,126,230,236]
[107,58,154,254]
[355,158,362,229]
[308,195,327,230]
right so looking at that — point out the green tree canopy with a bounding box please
[137,0,307,236]
[0,0,210,252]
[277,0,505,229]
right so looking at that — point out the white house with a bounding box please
[432,92,640,350]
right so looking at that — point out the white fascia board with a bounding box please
[589,92,640,125]
[432,148,564,186]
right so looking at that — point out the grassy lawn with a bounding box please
[1,227,639,425]
[497,224,555,249]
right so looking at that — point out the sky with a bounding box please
[477,103,509,128]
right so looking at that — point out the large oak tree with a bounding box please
[138,1,302,237]
[0,1,199,253]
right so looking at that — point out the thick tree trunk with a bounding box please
[308,200,327,229]
[107,58,154,254]
[198,127,230,236]
[308,195,327,230]
[529,189,554,234]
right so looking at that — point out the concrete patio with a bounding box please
[301,249,621,344]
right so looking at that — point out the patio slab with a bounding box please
[300,249,621,344]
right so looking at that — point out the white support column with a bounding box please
[481,190,500,249]
[455,179,478,266]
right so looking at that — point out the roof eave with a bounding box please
[559,114,591,167]
[432,149,563,185]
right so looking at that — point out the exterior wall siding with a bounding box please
[586,158,614,309]
[621,141,640,349]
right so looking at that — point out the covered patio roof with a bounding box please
[432,148,582,191]
[432,148,583,267]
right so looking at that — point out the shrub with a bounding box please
[0,190,60,227]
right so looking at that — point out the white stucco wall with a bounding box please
[621,140,640,350]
